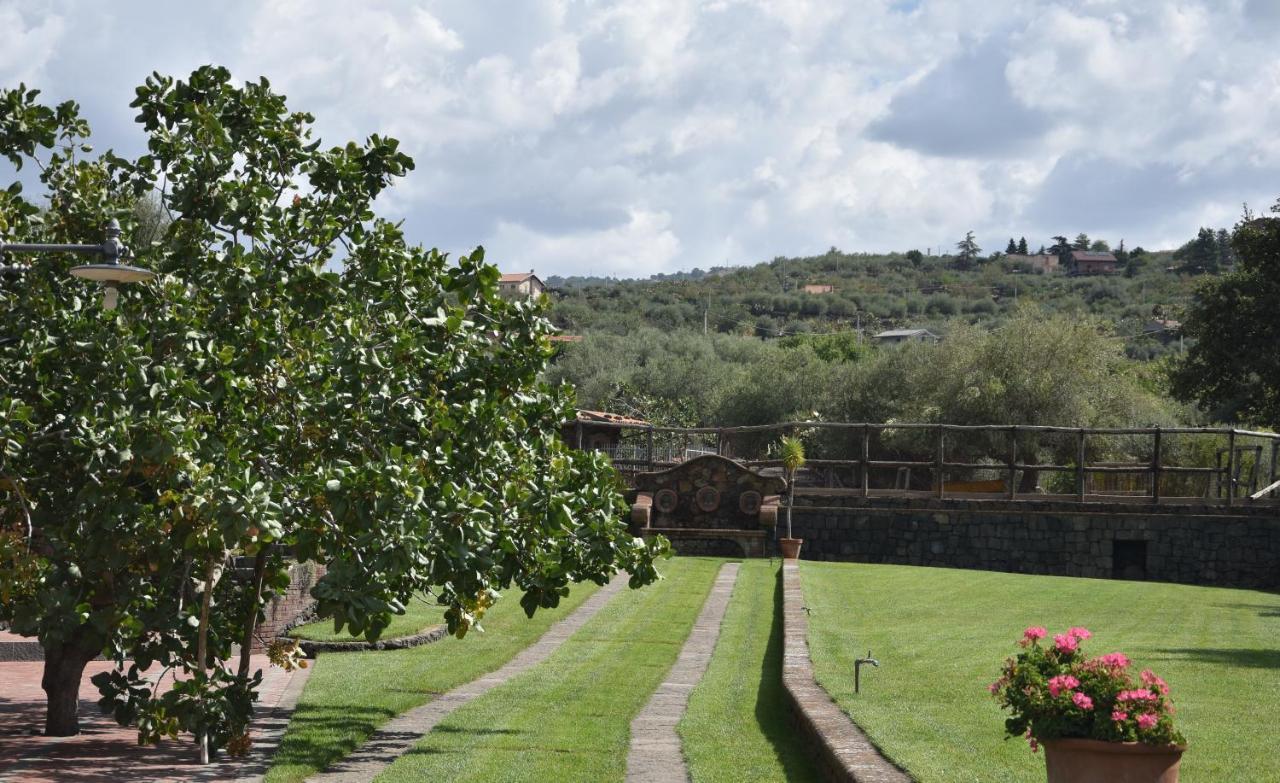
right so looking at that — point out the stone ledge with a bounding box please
[285,625,449,657]
[781,560,913,783]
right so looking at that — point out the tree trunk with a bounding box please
[1018,468,1040,494]
[238,548,268,679]
[41,632,99,736]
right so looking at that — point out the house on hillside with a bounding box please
[1067,251,1119,276]
[562,410,649,453]
[802,283,835,294]
[1143,319,1182,344]
[498,270,546,299]
[1006,253,1060,274]
[873,328,940,344]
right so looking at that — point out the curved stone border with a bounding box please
[781,559,913,783]
[282,625,448,657]
[625,561,739,782]
[304,572,629,783]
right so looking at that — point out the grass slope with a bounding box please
[264,580,601,783]
[801,562,1280,783]
[679,559,822,783]
[373,557,723,783]
[289,595,443,642]
[680,562,819,783]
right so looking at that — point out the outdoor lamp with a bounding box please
[0,219,156,310]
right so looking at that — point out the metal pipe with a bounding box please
[854,650,879,694]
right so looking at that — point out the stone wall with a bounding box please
[789,495,1280,590]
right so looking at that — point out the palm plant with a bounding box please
[780,436,806,539]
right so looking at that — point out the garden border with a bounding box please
[781,559,913,783]
[282,625,448,657]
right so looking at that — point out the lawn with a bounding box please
[289,594,443,642]
[801,562,1280,782]
[372,557,723,782]
[263,579,602,783]
[679,559,822,783]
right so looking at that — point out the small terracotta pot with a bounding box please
[778,538,803,559]
[1043,738,1185,783]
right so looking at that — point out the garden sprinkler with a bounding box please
[854,650,879,694]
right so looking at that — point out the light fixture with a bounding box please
[1,219,156,310]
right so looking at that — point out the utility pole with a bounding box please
[856,311,862,344]
[703,303,708,335]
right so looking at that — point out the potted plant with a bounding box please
[778,435,805,559]
[990,626,1186,783]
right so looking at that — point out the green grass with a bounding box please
[801,562,1280,783]
[264,580,602,783]
[289,595,443,642]
[372,557,724,783]
[679,559,822,783]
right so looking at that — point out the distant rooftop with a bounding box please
[874,328,938,339]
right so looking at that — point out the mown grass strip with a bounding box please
[679,559,822,783]
[263,580,601,783]
[372,557,724,783]
[289,595,443,643]
[801,561,1280,783]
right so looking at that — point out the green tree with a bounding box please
[1172,205,1280,426]
[1072,233,1091,250]
[954,231,981,270]
[0,70,663,749]
[1006,238,1018,255]
[905,249,924,268]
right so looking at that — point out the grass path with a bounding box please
[289,595,442,642]
[801,562,1280,783]
[263,580,601,783]
[679,559,822,783]
[372,557,723,783]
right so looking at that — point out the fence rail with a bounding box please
[568,419,1280,506]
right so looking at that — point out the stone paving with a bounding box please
[303,571,630,783]
[781,559,912,783]
[625,561,739,783]
[0,654,310,783]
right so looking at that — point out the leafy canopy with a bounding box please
[0,67,664,751]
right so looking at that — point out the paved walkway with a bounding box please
[625,561,739,783]
[781,560,912,783]
[304,572,630,783]
[0,655,310,783]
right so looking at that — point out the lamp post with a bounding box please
[0,219,156,310]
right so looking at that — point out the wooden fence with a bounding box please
[566,420,1280,506]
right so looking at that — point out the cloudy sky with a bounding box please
[5,1,1280,278]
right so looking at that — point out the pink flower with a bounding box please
[1112,710,1129,722]
[1118,689,1156,703]
[1072,692,1094,710]
[988,679,1003,694]
[1053,633,1079,654]
[1140,669,1170,695]
[1137,713,1158,730]
[1025,729,1039,753]
[1021,626,1047,646]
[1094,652,1130,669]
[1047,675,1080,697]
[1068,626,1092,640]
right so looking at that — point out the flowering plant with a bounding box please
[990,626,1185,752]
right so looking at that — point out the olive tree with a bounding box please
[0,68,664,753]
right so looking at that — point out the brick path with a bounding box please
[781,559,912,783]
[625,561,739,783]
[303,571,630,783]
[0,654,309,783]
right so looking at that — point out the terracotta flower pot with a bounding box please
[1043,738,1185,783]
[778,538,803,559]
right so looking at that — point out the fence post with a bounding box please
[861,424,870,498]
[1151,427,1162,504]
[1271,439,1279,498]
[935,425,945,499]
[1007,426,1017,500]
[1226,429,1236,507]
[1076,428,1086,502]
[647,426,655,472]
[574,420,584,451]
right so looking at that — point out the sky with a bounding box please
[5,0,1280,279]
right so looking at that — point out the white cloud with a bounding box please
[6,1,1280,277]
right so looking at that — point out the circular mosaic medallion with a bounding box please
[738,490,762,515]
[695,485,721,512]
[654,488,679,514]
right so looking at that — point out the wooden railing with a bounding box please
[567,420,1280,506]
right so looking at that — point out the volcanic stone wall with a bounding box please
[788,495,1280,590]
